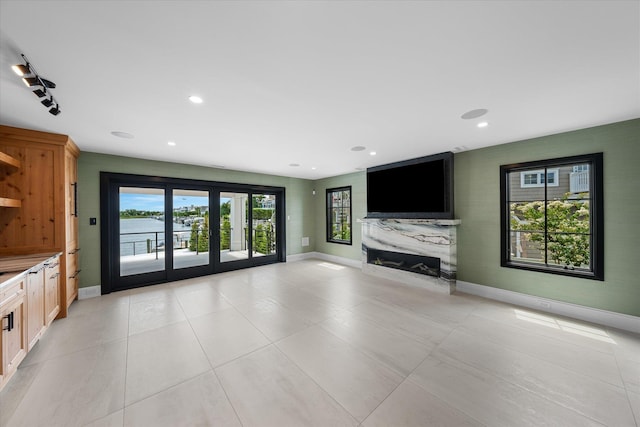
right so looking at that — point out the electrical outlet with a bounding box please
[538,300,551,309]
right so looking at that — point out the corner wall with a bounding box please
[77,152,315,289]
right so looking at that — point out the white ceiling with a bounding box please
[1,1,638,180]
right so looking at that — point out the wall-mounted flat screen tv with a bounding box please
[366,151,454,219]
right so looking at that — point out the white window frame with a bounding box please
[520,168,559,188]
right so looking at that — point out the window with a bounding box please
[500,153,603,280]
[520,169,559,188]
[326,186,352,245]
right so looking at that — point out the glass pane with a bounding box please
[509,231,545,264]
[173,189,209,269]
[509,200,545,233]
[252,194,276,257]
[119,187,165,276]
[220,192,249,262]
[342,190,350,207]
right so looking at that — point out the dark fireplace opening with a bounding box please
[367,249,440,277]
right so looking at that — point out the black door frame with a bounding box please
[100,172,286,294]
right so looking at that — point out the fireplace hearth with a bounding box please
[367,249,440,278]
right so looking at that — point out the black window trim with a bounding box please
[326,186,352,245]
[500,153,604,281]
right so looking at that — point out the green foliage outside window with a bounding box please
[510,193,590,268]
[220,217,231,250]
[189,213,209,253]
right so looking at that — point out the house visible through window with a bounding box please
[520,169,559,188]
[326,186,352,245]
[501,153,603,280]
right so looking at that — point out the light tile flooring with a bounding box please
[1,259,639,426]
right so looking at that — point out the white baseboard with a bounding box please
[78,285,101,300]
[287,251,362,269]
[457,280,640,334]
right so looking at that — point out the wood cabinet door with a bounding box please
[44,259,60,325]
[65,148,78,244]
[26,267,45,350]
[0,142,59,252]
[1,297,27,381]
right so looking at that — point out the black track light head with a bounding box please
[33,88,47,98]
[41,97,54,107]
[12,64,30,76]
[41,78,56,89]
[49,105,61,116]
[22,77,40,87]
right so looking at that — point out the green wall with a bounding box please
[78,119,640,316]
[77,152,315,290]
[312,171,367,261]
[455,119,640,316]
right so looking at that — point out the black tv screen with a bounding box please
[366,152,454,219]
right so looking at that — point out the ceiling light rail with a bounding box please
[11,53,61,116]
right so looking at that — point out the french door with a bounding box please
[100,173,285,293]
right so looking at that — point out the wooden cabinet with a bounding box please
[26,266,45,350]
[0,125,80,318]
[44,256,60,326]
[0,277,27,390]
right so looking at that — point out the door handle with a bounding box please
[2,311,14,332]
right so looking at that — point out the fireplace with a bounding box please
[361,218,461,294]
[367,249,440,278]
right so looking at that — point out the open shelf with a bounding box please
[0,151,21,169]
[1,151,21,207]
[0,197,21,208]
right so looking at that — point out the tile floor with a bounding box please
[1,259,638,426]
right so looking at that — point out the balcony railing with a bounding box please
[570,171,589,193]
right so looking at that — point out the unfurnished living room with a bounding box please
[0,1,639,426]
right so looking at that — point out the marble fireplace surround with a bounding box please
[361,218,461,294]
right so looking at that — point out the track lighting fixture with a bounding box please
[12,53,61,116]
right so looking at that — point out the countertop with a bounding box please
[0,253,61,287]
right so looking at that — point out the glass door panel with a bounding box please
[119,187,166,276]
[252,194,277,257]
[172,189,210,270]
[220,192,249,263]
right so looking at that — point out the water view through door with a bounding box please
[119,187,168,276]
[102,173,286,293]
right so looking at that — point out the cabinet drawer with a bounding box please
[45,257,60,280]
[0,278,25,307]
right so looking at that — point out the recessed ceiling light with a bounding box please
[477,122,489,128]
[461,108,488,120]
[189,95,203,104]
[370,151,377,156]
[168,141,176,146]
[111,131,134,139]
[351,146,366,152]
[289,163,300,167]
[311,167,317,170]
